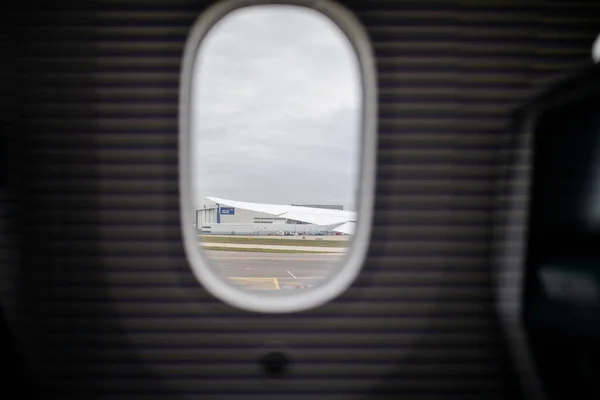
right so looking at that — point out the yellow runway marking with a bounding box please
[228,277,280,290]
[229,277,273,280]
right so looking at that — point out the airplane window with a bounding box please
[179,0,376,313]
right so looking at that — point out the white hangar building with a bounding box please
[194,201,344,236]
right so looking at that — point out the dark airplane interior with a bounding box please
[2,1,600,399]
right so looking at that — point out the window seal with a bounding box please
[178,0,377,313]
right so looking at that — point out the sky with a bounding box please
[191,5,361,211]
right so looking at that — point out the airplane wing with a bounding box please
[206,197,356,235]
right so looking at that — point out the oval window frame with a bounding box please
[179,0,377,313]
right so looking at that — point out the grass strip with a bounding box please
[202,246,335,254]
[199,236,349,247]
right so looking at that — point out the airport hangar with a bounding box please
[195,201,344,236]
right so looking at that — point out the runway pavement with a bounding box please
[206,250,344,290]
[202,234,350,241]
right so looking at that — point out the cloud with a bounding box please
[191,5,362,211]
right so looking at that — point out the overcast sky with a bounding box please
[191,5,361,211]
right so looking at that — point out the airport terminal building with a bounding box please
[195,202,343,236]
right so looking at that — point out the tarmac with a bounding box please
[205,250,345,290]
[201,234,350,242]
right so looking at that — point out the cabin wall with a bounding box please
[4,0,600,398]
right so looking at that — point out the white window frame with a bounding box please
[179,0,377,313]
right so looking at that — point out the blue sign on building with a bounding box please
[220,207,235,215]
